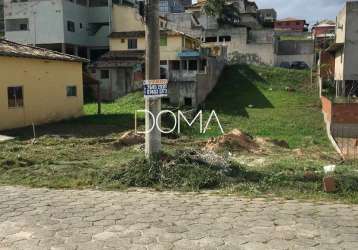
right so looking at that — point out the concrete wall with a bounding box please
[4,0,109,48]
[168,54,226,107]
[5,0,65,45]
[0,56,83,131]
[342,1,358,81]
[112,4,143,32]
[276,54,314,68]
[275,40,314,67]
[196,56,225,105]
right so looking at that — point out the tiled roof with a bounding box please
[0,39,88,63]
[89,50,145,68]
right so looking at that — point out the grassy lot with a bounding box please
[1,64,357,203]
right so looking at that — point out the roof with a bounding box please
[0,39,88,63]
[109,29,199,41]
[277,17,306,22]
[89,50,145,68]
[312,23,336,29]
[326,42,344,52]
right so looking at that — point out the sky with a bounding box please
[192,0,348,25]
[255,0,346,24]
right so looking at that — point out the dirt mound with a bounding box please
[205,129,260,153]
[204,129,289,153]
[113,131,144,149]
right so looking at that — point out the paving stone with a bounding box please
[0,186,357,249]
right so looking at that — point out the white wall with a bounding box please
[5,0,64,45]
[343,1,358,80]
[5,0,109,48]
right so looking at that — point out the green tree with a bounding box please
[203,0,241,26]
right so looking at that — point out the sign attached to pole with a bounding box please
[143,79,168,98]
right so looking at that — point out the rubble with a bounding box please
[113,131,144,149]
[204,129,289,154]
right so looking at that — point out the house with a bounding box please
[90,3,226,106]
[167,0,276,65]
[258,9,277,23]
[0,39,87,131]
[320,1,358,159]
[312,21,336,49]
[326,1,358,98]
[3,0,135,60]
[274,18,309,32]
[159,0,186,15]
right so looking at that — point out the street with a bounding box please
[0,186,357,249]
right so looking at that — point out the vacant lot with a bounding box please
[0,65,357,203]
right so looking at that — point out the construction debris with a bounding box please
[204,129,289,154]
[113,131,144,149]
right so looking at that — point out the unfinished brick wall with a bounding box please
[332,103,358,123]
[322,96,358,124]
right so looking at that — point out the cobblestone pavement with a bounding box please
[0,186,358,250]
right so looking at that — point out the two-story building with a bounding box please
[327,1,358,99]
[312,21,336,50]
[4,0,135,60]
[274,18,309,32]
[90,3,226,106]
[320,1,358,149]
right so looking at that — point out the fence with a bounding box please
[332,126,358,161]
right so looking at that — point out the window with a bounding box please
[184,97,192,106]
[188,60,197,71]
[19,23,28,31]
[182,60,188,70]
[100,70,109,79]
[79,23,83,29]
[171,60,180,70]
[66,86,77,97]
[160,60,167,65]
[200,59,207,71]
[219,36,231,42]
[77,0,87,6]
[67,21,75,32]
[5,18,29,31]
[205,37,217,43]
[160,36,167,46]
[89,0,108,7]
[121,39,125,43]
[8,86,23,108]
[128,39,137,49]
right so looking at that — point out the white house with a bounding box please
[3,0,135,60]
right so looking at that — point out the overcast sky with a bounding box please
[255,0,346,24]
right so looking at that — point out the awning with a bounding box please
[326,42,344,52]
[177,50,201,58]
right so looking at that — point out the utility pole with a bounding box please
[145,0,161,157]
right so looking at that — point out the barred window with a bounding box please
[8,86,24,108]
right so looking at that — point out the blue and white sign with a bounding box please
[143,79,168,98]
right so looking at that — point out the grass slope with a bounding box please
[188,64,330,149]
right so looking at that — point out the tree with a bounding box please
[203,0,241,26]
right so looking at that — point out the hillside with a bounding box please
[186,64,330,149]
